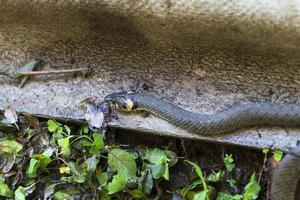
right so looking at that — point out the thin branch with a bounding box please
[19,68,89,76]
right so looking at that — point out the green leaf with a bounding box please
[163,162,169,180]
[193,191,208,200]
[61,147,71,157]
[207,170,225,182]
[146,164,165,179]
[216,192,242,200]
[53,190,72,200]
[243,173,260,200]
[273,150,283,162]
[27,158,40,178]
[107,173,127,194]
[262,148,269,154]
[89,133,104,155]
[96,171,108,188]
[142,148,170,180]
[227,179,236,187]
[0,140,23,154]
[27,153,52,178]
[64,125,71,135]
[86,155,99,173]
[224,154,235,172]
[164,149,178,167]
[32,154,52,169]
[47,119,61,133]
[185,161,206,185]
[42,147,55,157]
[80,124,89,134]
[141,171,153,195]
[0,181,12,198]
[64,162,86,183]
[58,137,71,148]
[127,189,146,199]
[15,186,26,200]
[143,148,168,165]
[185,160,209,200]
[58,137,72,157]
[108,148,137,179]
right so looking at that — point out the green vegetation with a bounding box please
[0,117,274,199]
[180,155,261,200]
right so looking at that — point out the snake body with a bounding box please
[105,92,300,200]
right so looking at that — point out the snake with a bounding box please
[105,91,300,200]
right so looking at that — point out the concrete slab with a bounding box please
[0,0,300,151]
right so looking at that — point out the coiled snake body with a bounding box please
[105,91,300,200]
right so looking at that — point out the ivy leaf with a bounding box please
[27,153,52,178]
[227,179,236,187]
[80,124,89,134]
[64,125,71,135]
[62,162,86,183]
[42,147,56,157]
[86,155,99,173]
[108,148,137,179]
[0,140,23,154]
[58,137,71,148]
[273,150,283,162]
[243,173,260,200]
[58,137,72,157]
[224,154,235,172]
[32,154,52,170]
[143,148,168,165]
[47,119,61,133]
[141,170,153,195]
[0,181,12,198]
[185,160,206,184]
[165,150,178,167]
[15,186,26,200]
[127,189,146,199]
[262,148,269,154]
[185,160,210,200]
[216,192,242,200]
[26,158,40,178]
[96,171,108,188]
[145,164,166,179]
[107,173,127,194]
[207,170,225,182]
[89,133,104,155]
[68,162,86,182]
[53,190,73,200]
[59,166,70,174]
[142,148,169,180]
[163,162,169,180]
[193,191,208,200]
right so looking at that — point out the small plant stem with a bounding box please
[258,150,268,183]
[19,68,89,76]
[52,157,69,166]
[70,135,93,145]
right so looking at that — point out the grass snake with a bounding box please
[105,91,300,200]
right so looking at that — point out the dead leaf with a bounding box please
[24,115,39,128]
[4,106,19,130]
[44,182,64,200]
[84,100,104,129]
[2,155,16,174]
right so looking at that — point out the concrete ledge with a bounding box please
[0,0,300,151]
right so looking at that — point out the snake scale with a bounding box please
[105,91,300,200]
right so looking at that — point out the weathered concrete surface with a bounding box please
[0,1,300,151]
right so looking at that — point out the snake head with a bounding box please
[104,91,138,112]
